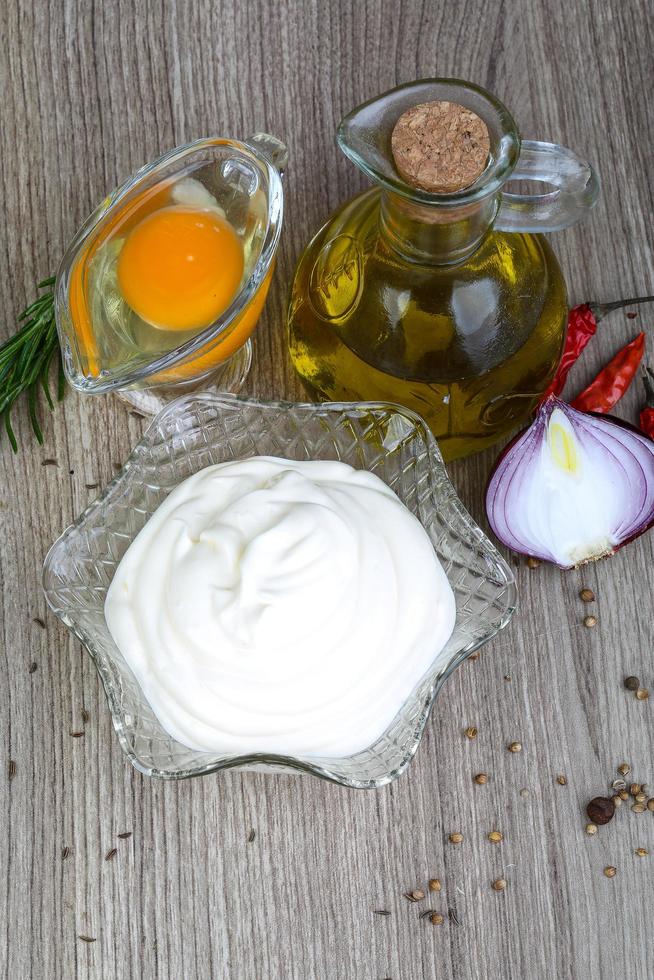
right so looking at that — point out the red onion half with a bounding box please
[486,396,654,569]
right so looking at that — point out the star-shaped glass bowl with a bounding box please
[43,393,516,787]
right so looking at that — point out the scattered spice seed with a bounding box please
[373,910,391,916]
[632,803,645,813]
[636,687,649,701]
[519,788,530,798]
[626,311,638,319]
[105,848,117,861]
[635,848,648,857]
[81,709,89,724]
[78,935,96,943]
[583,615,597,628]
[586,797,615,825]
[556,775,567,786]
[488,830,503,843]
[603,866,617,878]
[8,760,16,780]
[618,763,631,776]
[526,557,540,568]
[635,792,647,803]
[624,675,640,691]
[448,907,460,926]
[129,411,145,420]
[630,783,642,796]
[464,726,478,740]
[612,778,627,790]
[474,773,488,785]
[647,799,654,811]
[612,795,622,807]
[411,889,425,901]
[579,588,595,602]
[448,833,464,844]
[32,616,47,629]
[492,878,507,891]
[585,823,598,835]
[428,878,441,892]
[70,731,84,738]
[430,913,445,925]
[468,652,480,662]
[247,829,256,843]
[28,662,38,673]
[117,832,132,840]
[403,892,419,903]
[503,674,512,681]
[41,458,58,467]
[85,483,99,490]
[62,846,70,859]
[508,741,522,753]
[619,790,629,801]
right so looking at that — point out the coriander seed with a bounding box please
[474,773,488,785]
[612,795,622,807]
[430,912,444,925]
[632,803,645,813]
[428,878,441,892]
[603,866,617,878]
[491,878,507,891]
[635,848,648,857]
[619,790,629,801]
[579,588,595,602]
[465,726,478,740]
[635,792,647,803]
[526,557,540,568]
[556,775,567,786]
[583,615,597,628]
[488,830,503,843]
[611,778,627,791]
[647,799,654,811]
[411,889,425,901]
[508,741,522,753]
[630,783,642,796]
[618,763,631,776]
[449,833,464,844]
[624,676,640,691]
[636,687,649,701]
[585,823,598,835]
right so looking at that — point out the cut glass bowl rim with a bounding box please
[43,392,517,788]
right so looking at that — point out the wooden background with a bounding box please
[1,1,653,977]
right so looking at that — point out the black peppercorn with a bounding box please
[624,675,640,691]
[586,796,615,825]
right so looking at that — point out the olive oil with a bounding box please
[288,188,567,461]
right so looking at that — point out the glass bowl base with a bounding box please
[115,340,253,416]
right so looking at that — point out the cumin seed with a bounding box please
[104,848,117,861]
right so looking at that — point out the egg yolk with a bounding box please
[117,205,244,331]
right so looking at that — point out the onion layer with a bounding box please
[485,396,654,569]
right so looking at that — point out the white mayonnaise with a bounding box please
[104,457,455,757]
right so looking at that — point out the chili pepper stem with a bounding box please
[590,294,654,321]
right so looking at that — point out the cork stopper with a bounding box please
[391,101,490,193]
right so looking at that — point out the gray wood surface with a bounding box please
[1,1,653,977]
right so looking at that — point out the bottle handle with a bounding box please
[494,140,599,234]
[245,133,288,176]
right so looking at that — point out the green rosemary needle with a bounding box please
[0,277,64,450]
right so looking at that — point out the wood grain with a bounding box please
[1,1,653,977]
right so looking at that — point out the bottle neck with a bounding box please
[379,191,498,265]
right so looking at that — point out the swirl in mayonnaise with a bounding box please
[104,457,456,757]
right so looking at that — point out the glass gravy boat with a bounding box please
[55,134,287,414]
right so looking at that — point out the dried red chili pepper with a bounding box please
[640,368,654,439]
[571,333,645,413]
[540,295,654,403]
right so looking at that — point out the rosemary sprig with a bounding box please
[0,276,64,451]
